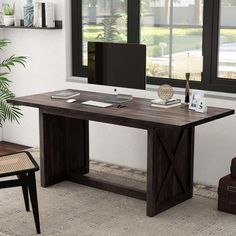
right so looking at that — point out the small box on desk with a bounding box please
[218,175,236,214]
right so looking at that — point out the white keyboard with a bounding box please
[81,100,113,108]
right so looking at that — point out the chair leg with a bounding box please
[18,174,30,212]
[28,172,41,234]
[22,184,30,212]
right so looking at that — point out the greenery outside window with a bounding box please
[81,0,128,66]
[141,0,203,81]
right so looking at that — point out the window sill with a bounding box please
[67,76,236,101]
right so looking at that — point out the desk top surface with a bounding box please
[8,89,234,129]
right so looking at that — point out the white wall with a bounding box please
[1,0,236,187]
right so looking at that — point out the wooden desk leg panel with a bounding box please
[39,110,89,187]
[147,127,195,217]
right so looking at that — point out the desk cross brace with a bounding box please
[155,130,189,204]
[147,127,194,217]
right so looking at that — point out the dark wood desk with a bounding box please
[8,90,234,217]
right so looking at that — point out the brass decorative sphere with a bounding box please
[158,84,174,101]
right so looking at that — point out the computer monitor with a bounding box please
[88,42,146,90]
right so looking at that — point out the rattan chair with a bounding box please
[0,151,40,234]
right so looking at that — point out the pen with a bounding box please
[117,105,127,108]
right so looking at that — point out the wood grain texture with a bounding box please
[0,142,31,156]
[7,89,234,130]
[39,110,89,187]
[147,127,194,216]
[68,174,146,201]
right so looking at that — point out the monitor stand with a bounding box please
[106,94,133,104]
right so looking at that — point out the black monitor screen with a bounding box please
[88,42,146,90]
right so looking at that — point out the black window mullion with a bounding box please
[72,0,85,77]
[169,0,174,78]
[127,0,140,43]
[206,0,236,92]
[210,0,220,84]
[202,0,215,87]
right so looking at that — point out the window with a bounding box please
[71,0,236,93]
[218,0,236,80]
[81,0,128,66]
[141,0,203,81]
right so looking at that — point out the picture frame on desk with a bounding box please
[195,98,207,113]
[189,90,205,110]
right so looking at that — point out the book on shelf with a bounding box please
[151,98,181,108]
[51,90,80,99]
[45,2,55,28]
[34,2,55,28]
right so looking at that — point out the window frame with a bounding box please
[71,0,140,78]
[71,0,236,94]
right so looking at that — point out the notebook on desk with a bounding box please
[51,90,80,99]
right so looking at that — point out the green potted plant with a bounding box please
[3,4,15,26]
[0,39,27,126]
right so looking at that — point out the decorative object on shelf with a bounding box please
[0,39,27,126]
[3,4,14,26]
[14,14,21,27]
[45,2,55,28]
[34,2,46,27]
[34,1,40,27]
[24,0,34,27]
[157,84,174,102]
[34,2,56,28]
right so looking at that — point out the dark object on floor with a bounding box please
[218,175,236,215]
[231,158,236,178]
[0,151,41,234]
[0,141,31,156]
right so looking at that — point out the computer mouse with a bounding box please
[66,98,77,103]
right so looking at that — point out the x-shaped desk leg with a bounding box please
[147,127,195,217]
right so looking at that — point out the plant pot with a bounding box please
[4,15,14,26]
